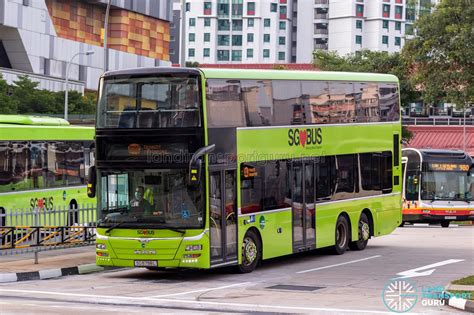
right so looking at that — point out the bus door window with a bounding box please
[209,172,222,259]
[225,170,237,257]
[405,171,419,201]
[304,161,315,239]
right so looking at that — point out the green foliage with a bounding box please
[402,0,473,108]
[0,75,96,115]
[185,61,200,68]
[402,126,414,144]
[313,50,419,107]
[0,74,19,114]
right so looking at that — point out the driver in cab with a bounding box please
[129,186,152,216]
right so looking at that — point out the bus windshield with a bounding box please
[98,169,204,229]
[97,76,201,129]
[421,171,474,201]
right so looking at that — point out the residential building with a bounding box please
[181,0,293,64]
[296,0,437,62]
[0,0,172,92]
[174,0,438,65]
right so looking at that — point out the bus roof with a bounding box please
[404,148,472,163]
[199,68,399,83]
[0,115,70,126]
[101,67,399,83]
[0,115,94,141]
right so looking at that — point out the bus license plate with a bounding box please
[444,216,456,220]
[134,260,157,267]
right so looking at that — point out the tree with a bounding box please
[313,49,419,107]
[8,75,96,115]
[402,0,473,109]
[0,74,19,114]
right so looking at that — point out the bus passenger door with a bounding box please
[291,160,316,252]
[209,169,237,266]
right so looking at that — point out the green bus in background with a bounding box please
[0,115,95,226]
[91,67,402,273]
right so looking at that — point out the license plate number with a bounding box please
[445,216,456,220]
[134,260,157,267]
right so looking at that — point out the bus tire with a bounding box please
[399,221,405,227]
[331,215,349,255]
[349,213,370,251]
[237,229,261,273]
[441,221,450,228]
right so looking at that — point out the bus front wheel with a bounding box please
[441,221,450,228]
[237,229,261,273]
[349,213,370,251]
[331,215,349,255]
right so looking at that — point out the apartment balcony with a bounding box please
[314,13,329,20]
[314,0,329,5]
[314,28,329,36]
[314,43,328,50]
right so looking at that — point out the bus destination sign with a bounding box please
[428,163,470,172]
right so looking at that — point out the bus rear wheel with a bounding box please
[237,230,261,273]
[349,213,370,251]
[331,215,349,255]
[441,221,450,228]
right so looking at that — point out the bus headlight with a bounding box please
[185,244,202,251]
[183,253,201,259]
[96,243,107,250]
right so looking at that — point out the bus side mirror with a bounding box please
[188,144,215,189]
[87,166,96,198]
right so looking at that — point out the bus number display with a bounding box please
[428,163,470,172]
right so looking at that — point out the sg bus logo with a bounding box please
[30,197,54,210]
[288,128,322,147]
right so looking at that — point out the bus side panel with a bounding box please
[0,186,95,226]
[238,209,292,260]
[316,195,399,249]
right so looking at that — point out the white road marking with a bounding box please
[0,288,396,314]
[150,282,253,297]
[296,255,382,274]
[395,259,465,279]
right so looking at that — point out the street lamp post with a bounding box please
[64,50,95,121]
[103,0,112,72]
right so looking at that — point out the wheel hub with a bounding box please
[361,222,370,241]
[243,238,257,265]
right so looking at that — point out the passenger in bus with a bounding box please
[129,186,152,215]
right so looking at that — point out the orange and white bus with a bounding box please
[402,148,474,227]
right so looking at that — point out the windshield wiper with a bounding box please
[166,227,186,235]
[105,222,125,234]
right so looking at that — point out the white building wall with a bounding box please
[296,0,434,60]
[184,0,292,64]
[295,0,314,63]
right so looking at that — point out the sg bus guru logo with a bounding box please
[382,279,418,313]
[288,127,323,148]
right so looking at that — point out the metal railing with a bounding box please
[0,205,96,256]
[402,117,474,126]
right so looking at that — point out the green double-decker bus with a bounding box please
[92,67,402,272]
[0,115,95,226]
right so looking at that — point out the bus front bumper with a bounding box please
[403,213,474,223]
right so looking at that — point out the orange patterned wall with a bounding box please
[45,0,170,61]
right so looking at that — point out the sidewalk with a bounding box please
[0,246,113,283]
